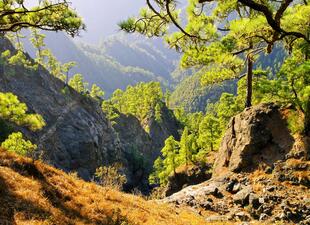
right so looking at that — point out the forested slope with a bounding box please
[22,32,179,96]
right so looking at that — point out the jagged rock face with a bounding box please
[214,103,294,177]
[145,105,181,156]
[0,38,122,180]
[113,106,181,193]
[113,113,154,192]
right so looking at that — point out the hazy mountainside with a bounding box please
[102,35,179,82]
[170,46,286,113]
[0,148,207,225]
[170,73,236,112]
[22,32,179,96]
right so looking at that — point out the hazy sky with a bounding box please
[70,0,145,43]
[27,0,145,43]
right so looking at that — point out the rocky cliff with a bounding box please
[164,103,310,224]
[0,37,181,193]
[113,106,181,193]
[0,38,122,180]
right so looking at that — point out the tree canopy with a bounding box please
[0,0,84,35]
[120,0,310,108]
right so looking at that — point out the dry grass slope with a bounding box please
[0,148,208,225]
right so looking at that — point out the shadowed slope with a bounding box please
[0,148,207,225]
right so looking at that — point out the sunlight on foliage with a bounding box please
[1,132,37,156]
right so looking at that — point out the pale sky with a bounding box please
[27,0,145,43]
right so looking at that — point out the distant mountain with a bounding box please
[22,32,180,96]
[170,74,236,112]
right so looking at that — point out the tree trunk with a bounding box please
[246,56,253,108]
[305,101,310,136]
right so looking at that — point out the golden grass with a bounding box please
[0,148,212,225]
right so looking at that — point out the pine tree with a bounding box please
[161,136,180,176]
[1,132,37,156]
[0,1,84,35]
[179,127,192,166]
[120,0,310,108]
[198,114,221,152]
[69,74,88,94]
[90,84,105,101]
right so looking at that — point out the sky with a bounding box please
[71,0,146,43]
[27,0,145,43]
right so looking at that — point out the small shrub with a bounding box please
[1,132,37,156]
[287,110,304,134]
[148,186,167,200]
[95,163,127,190]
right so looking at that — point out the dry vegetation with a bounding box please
[0,148,210,225]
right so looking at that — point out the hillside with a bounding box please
[0,37,181,193]
[0,37,122,181]
[0,148,207,225]
[22,32,179,96]
[169,74,236,112]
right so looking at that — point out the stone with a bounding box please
[266,186,276,192]
[265,166,273,174]
[213,103,294,177]
[0,36,123,181]
[233,186,252,206]
[249,193,261,209]
[205,215,229,222]
[0,38,181,193]
[165,164,212,196]
[234,211,251,222]
[259,213,268,221]
[201,184,222,197]
[232,182,241,193]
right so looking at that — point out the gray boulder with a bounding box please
[213,103,294,176]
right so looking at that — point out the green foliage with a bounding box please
[1,132,37,156]
[287,110,305,135]
[149,136,179,186]
[0,93,44,156]
[121,0,310,108]
[68,74,89,94]
[101,100,120,125]
[29,29,78,82]
[150,88,243,186]
[197,114,221,152]
[105,82,164,125]
[0,92,45,131]
[179,127,197,166]
[169,72,236,113]
[90,84,105,101]
[0,0,84,35]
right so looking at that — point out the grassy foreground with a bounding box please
[0,148,210,225]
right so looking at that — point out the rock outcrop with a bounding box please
[165,164,212,197]
[163,104,310,224]
[113,106,181,193]
[0,38,122,180]
[113,113,154,192]
[214,103,294,177]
